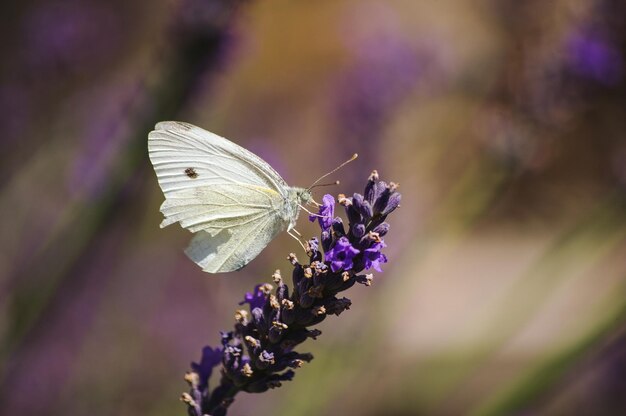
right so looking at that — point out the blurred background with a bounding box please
[1,0,626,415]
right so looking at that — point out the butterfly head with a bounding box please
[296,188,313,204]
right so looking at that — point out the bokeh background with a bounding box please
[2,0,626,415]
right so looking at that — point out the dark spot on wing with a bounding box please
[185,167,198,179]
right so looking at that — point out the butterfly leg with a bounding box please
[287,229,307,252]
[299,204,325,218]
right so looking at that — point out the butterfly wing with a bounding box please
[185,209,286,273]
[148,121,291,273]
[149,121,288,197]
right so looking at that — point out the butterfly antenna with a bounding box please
[309,180,340,190]
[308,153,358,191]
[308,181,339,206]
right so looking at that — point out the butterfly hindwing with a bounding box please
[185,212,285,273]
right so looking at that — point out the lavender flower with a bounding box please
[239,284,271,311]
[309,194,335,231]
[326,237,360,272]
[182,172,401,415]
[190,346,222,391]
[364,241,388,272]
[566,30,623,85]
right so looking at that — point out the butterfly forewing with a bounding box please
[149,121,288,195]
[148,121,293,273]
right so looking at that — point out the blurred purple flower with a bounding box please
[0,84,30,150]
[22,1,121,74]
[334,31,421,139]
[66,81,144,199]
[326,236,360,273]
[330,13,455,197]
[329,6,427,174]
[566,31,623,85]
[244,138,287,180]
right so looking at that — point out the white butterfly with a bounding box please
[148,121,353,273]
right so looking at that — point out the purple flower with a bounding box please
[566,31,623,85]
[309,194,334,231]
[239,284,266,311]
[363,241,388,272]
[371,182,401,217]
[325,237,360,272]
[182,172,401,416]
[191,346,223,390]
[23,1,121,73]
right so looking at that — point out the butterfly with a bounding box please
[148,121,356,273]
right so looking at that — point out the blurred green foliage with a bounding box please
[1,0,626,415]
